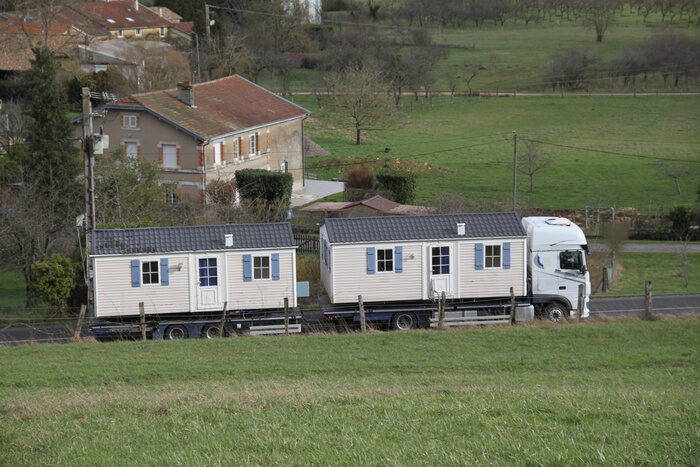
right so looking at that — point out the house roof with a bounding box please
[92,223,295,255]
[172,21,193,35]
[324,212,526,244]
[149,6,182,22]
[0,25,81,71]
[107,75,310,140]
[76,1,172,30]
[301,195,433,216]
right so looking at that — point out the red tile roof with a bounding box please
[301,195,434,215]
[149,6,182,22]
[120,75,309,140]
[172,21,193,35]
[76,1,171,30]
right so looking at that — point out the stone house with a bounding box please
[74,75,310,203]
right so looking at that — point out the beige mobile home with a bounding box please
[319,213,527,304]
[91,223,297,318]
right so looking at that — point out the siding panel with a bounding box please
[226,250,295,309]
[459,240,526,298]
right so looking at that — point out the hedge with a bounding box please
[376,169,417,204]
[235,169,293,205]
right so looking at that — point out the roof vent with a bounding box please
[224,234,233,247]
[456,223,466,236]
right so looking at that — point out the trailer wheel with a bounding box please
[164,325,188,340]
[391,312,416,331]
[544,303,566,323]
[201,324,221,339]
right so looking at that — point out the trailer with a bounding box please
[89,222,304,339]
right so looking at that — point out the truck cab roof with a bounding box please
[522,216,587,251]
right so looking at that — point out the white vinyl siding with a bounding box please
[459,239,526,298]
[331,244,422,304]
[162,144,177,168]
[227,250,296,309]
[94,256,190,317]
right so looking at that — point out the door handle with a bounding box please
[559,286,566,290]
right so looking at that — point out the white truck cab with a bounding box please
[521,217,590,321]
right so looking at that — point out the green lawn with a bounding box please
[302,95,700,210]
[1,320,698,464]
[0,269,26,314]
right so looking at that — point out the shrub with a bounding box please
[30,254,81,313]
[547,49,596,91]
[345,166,375,189]
[235,169,293,205]
[207,179,237,205]
[376,169,417,204]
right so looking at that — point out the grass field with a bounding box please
[0,320,698,464]
[302,95,700,210]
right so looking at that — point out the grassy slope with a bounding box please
[0,320,698,464]
[302,95,700,209]
[0,269,26,312]
[604,252,700,296]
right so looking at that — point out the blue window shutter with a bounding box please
[475,243,484,270]
[503,242,511,269]
[160,258,169,285]
[243,255,252,282]
[394,246,403,273]
[271,253,280,281]
[367,247,375,274]
[131,260,140,287]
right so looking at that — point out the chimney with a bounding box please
[133,0,139,11]
[456,223,465,236]
[157,7,163,17]
[177,81,195,107]
[224,234,233,247]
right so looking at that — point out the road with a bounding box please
[589,242,700,253]
[2,294,699,345]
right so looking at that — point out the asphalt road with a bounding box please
[2,294,699,345]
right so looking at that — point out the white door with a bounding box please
[214,142,222,165]
[429,245,452,298]
[196,256,223,310]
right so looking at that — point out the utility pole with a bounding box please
[81,87,95,317]
[204,3,211,47]
[512,130,517,211]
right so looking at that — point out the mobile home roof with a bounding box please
[324,212,526,244]
[92,223,294,255]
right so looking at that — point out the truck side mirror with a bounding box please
[579,265,587,274]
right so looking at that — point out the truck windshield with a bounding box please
[560,250,584,270]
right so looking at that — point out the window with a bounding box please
[377,248,393,272]
[198,258,218,286]
[135,28,141,36]
[162,144,177,168]
[125,141,138,159]
[250,133,258,155]
[431,246,449,275]
[142,261,159,285]
[213,142,222,166]
[234,137,241,160]
[123,114,138,129]
[560,250,583,271]
[164,184,179,204]
[253,255,270,280]
[485,244,501,268]
[117,29,123,37]
[159,26,165,37]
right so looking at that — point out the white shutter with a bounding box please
[162,144,177,168]
[214,142,222,165]
[125,142,138,159]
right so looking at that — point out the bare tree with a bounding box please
[518,139,553,193]
[657,162,692,195]
[0,101,27,156]
[581,0,620,43]
[464,63,486,95]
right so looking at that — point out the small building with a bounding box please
[319,212,527,304]
[74,75,310,203]
[91,223,298,318]
[301,194,433,217]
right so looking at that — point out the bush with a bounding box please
[235,169,293,206]
[207,179,237,205]
[547,49,596,91]
[30,254,81,313]
[345,166,375,189]
[376,169,417,204]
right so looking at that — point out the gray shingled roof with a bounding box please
[325,212,526,244]
[92,223,295,255]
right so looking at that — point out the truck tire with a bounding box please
[391,312,416,331]
[201,324,221,339]
[544,302,566,323]
[164,325,188,340]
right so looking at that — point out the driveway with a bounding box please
[291,179,345,207]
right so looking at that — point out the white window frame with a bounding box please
[485,244,502,269]
[123,140,139,159]
[161,143,178,169]
[431,246,450,275]
[164,183,179,204]
[234,137,241,161]
[376,247,394,273]
[135,28,141,37]
[117,29,123,37]
[141,260,160,286]
[250,133,258,155]
[123,114,138,129]
[252,254,271,281]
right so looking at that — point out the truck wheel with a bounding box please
[544,303,566,323]
[201,324,221,339]
[391,312,416,331]
[164,325,188,340]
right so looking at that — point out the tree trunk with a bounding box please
[24,267,35,308]
[356,128,361,145]
[529,175,534,193]
[596,26,604,42]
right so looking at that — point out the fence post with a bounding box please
[577,284,584,322]
[602,266,608,293]
[218,301,228,338]
[509,287,516,324]
[358,295,366,333]
[284,297,289,336]
[73,304,86,340]
[139,302,146,341]
[438,291,446,329]
[644,280,653,320]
